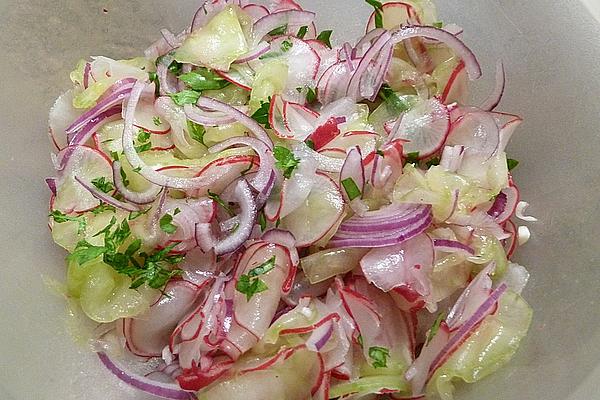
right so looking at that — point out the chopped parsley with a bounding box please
[379,84,412,113]
[135,142,152,153]
[208,190,235,217]
[137,129,151,143]
[305,139,315,150]
[169,89,201,106]
[68,217,183,290]
[250,98,271,129]
[268,25,288,36]
[316,30,333,49]
[404,151,420,165]
[159,213,178,234]
[152,116,162,126]
[187,120,206,145]
[507,158,519,171]
[297,25,309,39]
[179,68,230,91]
[91,202,117,215]
[433,21,444,28]
[49,210,87,235]
[341,177,362,201]
[426,157,441,168]
[120,166,130,187]
[258,211,267,232]
[281,39,293,52]
[306,87,317,104]
[148,71,160,95]
[368,346,390,369]
[235,256,276,301]
[128,208,151,221]
[167,60,183,75]
[365,0,384,29]
[274,146,300,179]
[426,313,445,345]
[110,151,120,161]
[91,177,115,194]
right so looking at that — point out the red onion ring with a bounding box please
[214,179,257,255]
[252,10,316,46]
[97,353,195,400]
[346,31,392,100]
[74,176,142,212]
[67,106,122,146]
[160,28,182,48]
[183,104,239,126]
[479,60,505,111]
[390,25,482,80]
[209,137,275,194]
[234,41,271,63]
[112,160,162,205]
[432,239,475,256]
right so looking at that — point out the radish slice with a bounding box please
[279,173,345,247]
[48,90,84,151]
[270,95,319,140]
[215,65,254,91]
[134,100,171,133]
[441,60,468,104]
[242,4,270,22]
[268,36,321,98]
[388,97,450,158]
[52,145,113,213]
[124,280,201,357]
[366,2,420,32]
[446,110,500,158]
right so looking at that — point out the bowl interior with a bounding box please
[0,1,599,399]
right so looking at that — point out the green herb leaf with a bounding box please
[120,166,130,187]
[357,334,364,348]
[169,90,201,106]
[168,60,183,75]
[135,142,152,153]
[297,25,309,39]
[137,129,151,143]
[258,211,267,232]
[187,120,206,145]
[405,151,420,165]
[379,84,412,113]
[110,151,120,161]
[426,157,441,168]
[91,202,117,215]
[152,116,162,126]
[91,177,115,194]
[274,145,300,179]
[368,346,390,369]
[159,214,178,234]
[67,241,107,265]
[341,177,362,201]
[316,30,333,49]
[507,158,519,171]
[426,313,445,345]
[305,139,315,150]
[376,150,385,157]
[148,71,160,95]
[128,208,151,221]
[236,274,269,301]
[433,21,444,28]
[49,210,87,234]
[280,39,293,52]
[248,256,276,277]
[208,189,235,217]
[268,25,288,36]
[365,0,384,29]
[250,99,272,129]
[306,87,317,104]
[179,69,230,91]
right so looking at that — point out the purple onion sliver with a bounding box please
[234,42,271,63]
[68,106,122,146]
[487,191,508,219]
[337,205,431,234]
[97,353,195,400]
[45,178,57,196]
[433,239,475,255]
[83,62,91,89]
[428,284,508,375]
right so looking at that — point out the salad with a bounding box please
[45,0,536,399]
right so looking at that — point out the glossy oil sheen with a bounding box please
[0,1,599,399]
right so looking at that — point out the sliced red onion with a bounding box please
[479,60,505,111]
[330,204,433,248]
[449,210,510,240]
[183,104,237,126]
[83,62,92,89]
[243,4,270,22]
[214,180,257,255]
[432,239,474,256]
[346,31,392,100]
[112,161,162,205]
[157,62,179,96]
[234,41,271,63]
[390,26,482,80]
[97,353,195,400]
[404,37,433,75]
[209,136,274,194]
[353,28,386,58]
[160,28,182,48]
[342,42,355,72]
[429,283,508,373]
[75,176,142,212]
[252,10,315,46]
[485,185,519,223]
[68,106,122,146]
[45,177,57,196]
[196,96,272,148]
[364,41,393,102]
[66,78,136,135]
[306,320,335,351]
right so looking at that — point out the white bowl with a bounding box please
[1,1,599,399]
